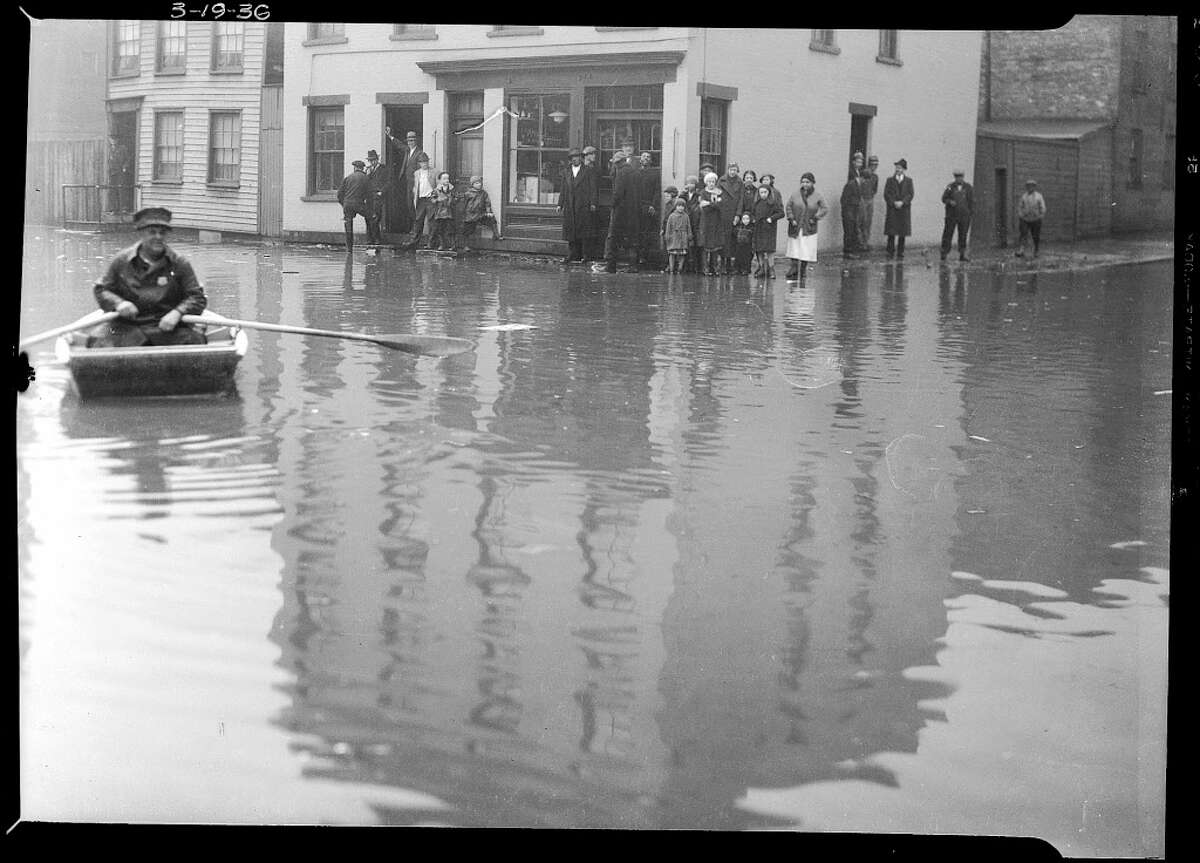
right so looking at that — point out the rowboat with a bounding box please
[54,310,247,398]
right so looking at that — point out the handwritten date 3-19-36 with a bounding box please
[171,3,271,19]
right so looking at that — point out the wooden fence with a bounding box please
[25,139,106,226]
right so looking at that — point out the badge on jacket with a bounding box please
[157,276,168,286]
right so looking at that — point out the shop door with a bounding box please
[383,105,423,237]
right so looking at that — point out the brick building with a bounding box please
[973,15,1177,247]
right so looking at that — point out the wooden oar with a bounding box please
[18,310,119,350]
[182,314,475,357]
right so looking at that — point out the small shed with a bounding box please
[972,119,1113,247]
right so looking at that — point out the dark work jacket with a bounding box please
[840,178,862,213]
[560,163,599,241]
[882,173,915,236]
[94,243,207,326]
[637,166,661,229]
[338,169,370,209]
[941,180,973,221]
[609,162,642,235]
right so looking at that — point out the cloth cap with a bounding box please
[953,169,965,176]
[1025,179,1038,186]
[582,145,597,154]
[352,159,366,168]
[470,175,483,184]
[611,151,627,163]
[417,153,430,163]
[894,158,908,170]
[685,174,699,184]
[568,147,582,157]
[663,185,679,196]
[367,150,379,159]
[801,172,816,183]
[134,206,172,229]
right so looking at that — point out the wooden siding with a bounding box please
[258,84,284,236]
[25,139,106,225]
[1075,130,1113,238]
[1011,139,1078,242]
[108,22,267,234]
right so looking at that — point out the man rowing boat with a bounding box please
[88,206,209,347]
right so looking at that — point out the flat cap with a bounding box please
[134,206,172,229]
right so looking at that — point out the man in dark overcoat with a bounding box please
[940,169,974,261]
[883,158,915,260]
[581,145,602,259]
[840,175,861,259]
[337,159,370,252]
[716,161,745,274]
[603,151,643,273]
[384,127,427,236]
[558,147,598,263]
[364,149,390,244]
[636,151,662,267]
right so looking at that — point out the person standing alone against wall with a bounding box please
[940,169,974,261]
[1016,179,1046,258]
[883,158,914,260]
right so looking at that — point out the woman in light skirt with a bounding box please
[784,172,828,281]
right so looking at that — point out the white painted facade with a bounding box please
[283,26,981,251]
[107,21,268,234]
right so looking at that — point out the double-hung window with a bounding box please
[154,111,185,182]
[212,22,244,72]
[157,21,186,73]
[209,112,241,185]
[309,107,344,195]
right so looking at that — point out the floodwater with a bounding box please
[18,227,1169,852]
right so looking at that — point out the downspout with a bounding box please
[984,31,992,122]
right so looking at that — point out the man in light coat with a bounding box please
[1016,179,1047,258]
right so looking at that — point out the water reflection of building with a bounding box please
[652,269,961,827]
[946,265,1172,598]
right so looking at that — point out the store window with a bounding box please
[699,97,727,176]
[448,92,485,190]
[112,21,140,76]
[586,85,663,190]
[157,21,186,72]
[208,111,241,185]
[508,93,570,205]
[154,111,184,181]
[309,106,344,194]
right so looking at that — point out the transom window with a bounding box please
[309,107,344,194]
[157,21,186,72]
[209,111,241,184]
[112,21,140,75]
[212,22,244,71]
[508,93,570,205]
[154,111,185,181]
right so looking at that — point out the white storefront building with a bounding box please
[283,25,982,253]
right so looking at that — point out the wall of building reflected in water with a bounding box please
[18,227,1168,840]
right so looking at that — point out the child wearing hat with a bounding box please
[734,212,754,275]
[429,171,456,251]
[751,183,785,279]
[461,175,500,252]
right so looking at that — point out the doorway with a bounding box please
[383,105,423,237]
[849,113,871,172]
[994,167,1008,247]
[107,110,137,214]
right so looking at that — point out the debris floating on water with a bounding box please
[968,435,992,443]
[1109,540,1148,550]
[950,571,984,582]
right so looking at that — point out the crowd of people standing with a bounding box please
[337,132,1049,270]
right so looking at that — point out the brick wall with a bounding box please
[985,17,1121,120]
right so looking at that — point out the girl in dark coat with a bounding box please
[751,184,785,278]
[739,170,760,218]
[681,175,703,273]
[734,212,754,275]
[697,171,727,276]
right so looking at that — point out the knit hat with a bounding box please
[801,171,815,183]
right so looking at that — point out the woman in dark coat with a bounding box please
[751,184,785,278]
[882,158,915,259]
[739,169,759,217]
[558,148,599,263]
